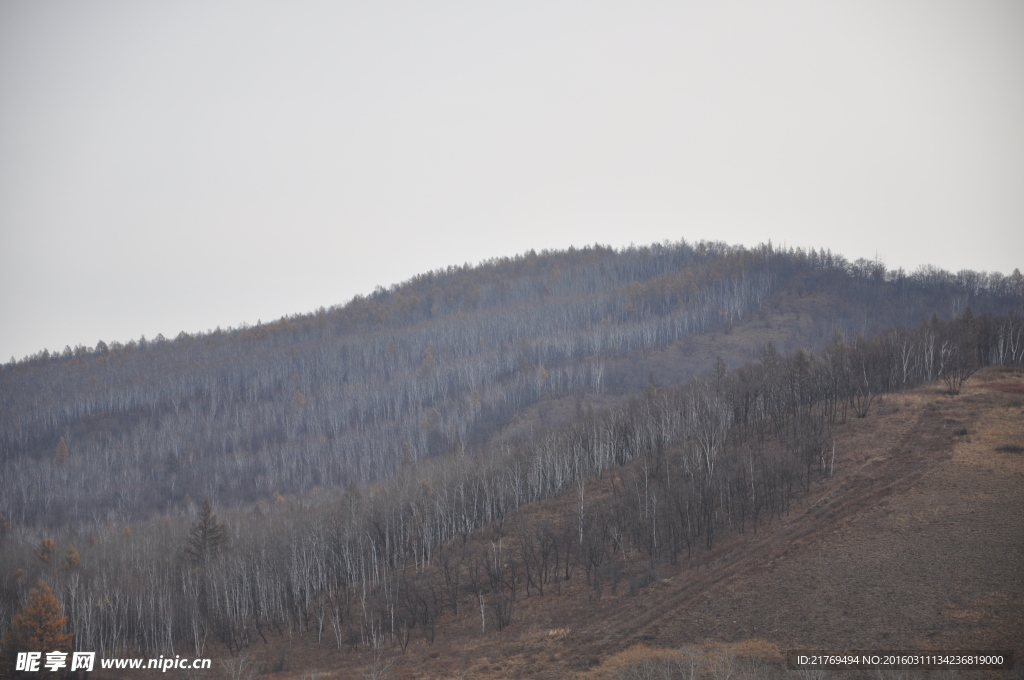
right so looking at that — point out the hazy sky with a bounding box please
[2,1,1022,362]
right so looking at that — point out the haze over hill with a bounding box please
[0,241,1022,678]
[2,241,1022,531]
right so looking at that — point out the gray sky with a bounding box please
[2,1,1022,362]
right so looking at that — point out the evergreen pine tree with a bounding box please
[185,499,228,566]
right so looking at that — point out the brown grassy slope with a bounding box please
[168,369,1022,680]
[417,369,1021,679]
[576,369,1024,658]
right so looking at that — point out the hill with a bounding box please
[2,241,1021,531]
[0,240,1022,679]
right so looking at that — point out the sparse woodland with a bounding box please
[0,241,1022,668]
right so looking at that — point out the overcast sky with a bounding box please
[1,1,1022,362]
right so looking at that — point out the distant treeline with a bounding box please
[0,308,1022,660]
[1,241,1022,532]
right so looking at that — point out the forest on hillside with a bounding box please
[1,240,1023,670]
[1,304,1022,664]
[1,241,1021,532]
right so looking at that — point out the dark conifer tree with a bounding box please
[185,500,229,566]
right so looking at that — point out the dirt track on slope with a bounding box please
[574,370,1024,663]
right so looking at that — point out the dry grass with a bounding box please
[576,641,785,680]
[113,370,1020,680]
